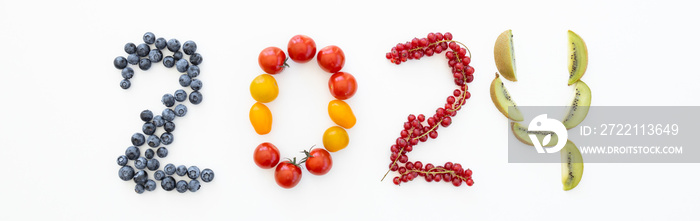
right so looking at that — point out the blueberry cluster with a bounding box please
[114,32,213,194]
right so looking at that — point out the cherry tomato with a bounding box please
[323,126,349,152]
[249,102,272,135]
[258,47,288,74]
[250,74,279,103]
[328,99,356,129]
[317,45,345,73]
[275,161,302,189]
[253,142,280,169]
[287,35,316,63]
[304,148,332,175]
[328,72,357,100]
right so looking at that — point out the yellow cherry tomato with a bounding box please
[249,74,279,103]
[249,102,272,135]
[322,126,349,152]
[328,100,356,129]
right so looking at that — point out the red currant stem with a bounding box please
[400,169,471,181]
[408,40,472,59]
[381,145,406,181]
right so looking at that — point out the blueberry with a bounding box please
[164,163,176,175]
[153,115,164,127]
[138,58,151,70]
[190,53,203,65]
[131,133,145,146]
[190,79,202,91]
[117,155,128,166]
[136,43,150,57]
[142,122,156,135]
[167,39,180,52]
[135,157,147,169]
[118,165,135,181]
[188,91,202,105]
[120,79,131,89]
[174,89,187,102]
[135,184,145,194]
[147,135,160,147]
[183,40,197,55]
[162,109,175,122]
[121,67,134,79]
[163,56,175,68]
[188,180,201,192]
[147,158,160,171]
[160,132,173,145]
[155,37,167,50]
[125,146,140,160]
[154,170,166,181]
[143,32,156,44]
[176,165,187,176]
[176,180,188,193]
[114,56,127,69]
[187,166,200,179]
[144,149,154,159]
[174,104,187,117]
[187,65,200,78]
[161,176,176,191]
[124,42,137,54]
[200,168,214,182]
[160,94,175,108]
[140,110,153,122]
[156,147,168,158]
[179,74,191,87]
[176,59,189,73]
[148,49,163,62]
[133,170,148,185]
[145,179,157,191]
[127,53,139,65]
[173,51,183,60]
[164,122,175,132]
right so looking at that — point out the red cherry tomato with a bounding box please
[328,72,357,100]
[253,142,280,169]
[258,47,288,74]
[287,35,316,63]
[275,161,302,189]
[305,148,333,175]
[317,45,345,73]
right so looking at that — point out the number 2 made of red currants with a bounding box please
[383,32,475,187]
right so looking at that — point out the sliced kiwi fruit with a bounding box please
[562,80,591,129]
[490,73,523,121]
[511,122,558,147]
[567,30,588,85]
[561,140,583,191]
[494,29,517,82]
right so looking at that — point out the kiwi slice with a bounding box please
[561,140,583,191]
[511,122,558,147]
[490,73,523,121]
[494,29,517,82]
[562,80,591,129]
[567,30,588,85]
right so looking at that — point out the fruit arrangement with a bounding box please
[250,35,357,189]
[490,29,590,191]
[383,32,475,187]
[113,32,214,194]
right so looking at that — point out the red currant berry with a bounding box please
[391,144,399,153]
[466,178,474,186]
[414,161,423,170]
[397,138,407,147]
[429,131,438,139]
[425,174,433,182]
[444,32,453,40]
[466,75,474,83]
[398,166,407,174]
[405,162,414,170]
[434,174,442,182]
[425,163,434,171]
[446,51,454,59]
[408,114,416,122]
[452,178,462,186]
[462,56,471,66]
[441,116,452,127]
[405,145,413,152]
[401,175,409,182]
[396,43,405,51]
[443,173,452,182]
[419,38,428,47]
[393,176,401,185]
[427,33,436,42]
[390,152,398,161]
[447,96,456,104]
[386,52,392,59]
[453,89,461,97]
[398,154,408,163]
[417,114,425,122]
[465,66,475,75]
[390,163,398,171]
[449,42,458,51]
[464,169,473,177]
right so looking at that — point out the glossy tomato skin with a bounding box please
[258,47,287,74]
[305,148,332,175]
[328,72,357,100]
[275,161,302,189]
[287,35,316,63]
[253,142,280,169]
[317,45,345,73]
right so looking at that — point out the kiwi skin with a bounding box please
[494,30,517,82]
[567,30,588,85]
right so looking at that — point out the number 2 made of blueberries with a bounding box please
[114,32,214,194]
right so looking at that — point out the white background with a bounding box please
[1,0,698,220]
